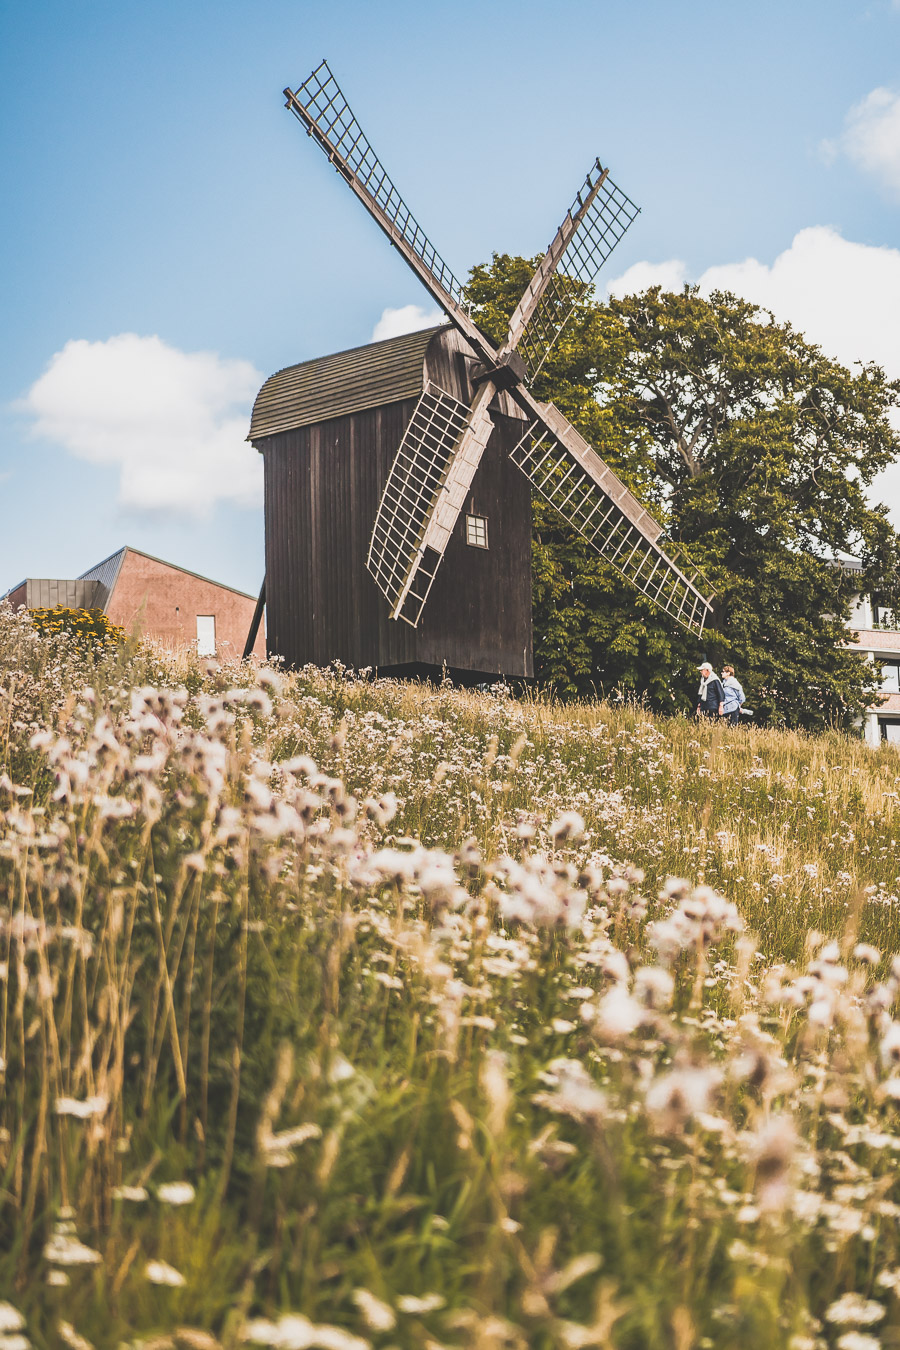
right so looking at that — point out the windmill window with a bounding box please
[466,514,489,550]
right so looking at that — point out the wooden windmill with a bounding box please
[246,60,712,677]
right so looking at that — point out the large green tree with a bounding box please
[466,257,900,729]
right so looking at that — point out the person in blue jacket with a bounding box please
[696,661,725,720]
[721,664,746,726]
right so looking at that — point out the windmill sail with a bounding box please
[505,160,639,382]
[285,62,487,354]
[510,403,712,635]
[367,382,493,627]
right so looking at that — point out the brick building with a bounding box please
[4,546,265,660]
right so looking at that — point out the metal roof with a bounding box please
[79,546,128,609]
[248,324,444,442]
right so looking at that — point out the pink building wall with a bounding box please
[105,551,265,659]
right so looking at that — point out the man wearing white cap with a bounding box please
[696,661,725,720]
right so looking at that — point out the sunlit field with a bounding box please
[4,601,900,1350]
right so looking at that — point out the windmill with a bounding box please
[245,60,712,672]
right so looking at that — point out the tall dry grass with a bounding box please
[2,601,900,1349]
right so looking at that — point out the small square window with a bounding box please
[466,514,488,549]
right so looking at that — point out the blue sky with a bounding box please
[2,0,900,596]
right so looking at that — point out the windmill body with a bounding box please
[248,60,713,675]
[249,325,534,680]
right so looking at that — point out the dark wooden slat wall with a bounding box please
[259,327,534,679]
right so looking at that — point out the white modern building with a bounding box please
[844,558,900,747]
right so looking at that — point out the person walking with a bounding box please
[721,664,746,727]
[696,661,725,721]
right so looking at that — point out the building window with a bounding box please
[466,514,488,549]
[196,615,216,656]
[880,661,900,694]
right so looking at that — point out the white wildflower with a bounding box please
[363,792,397,827]
[54,1095,108,1119]
[266,1124,322,1151]
[156,1181,196,1205]
[396,1294,445,1315]
[593,984,642,1038]
[241,1315,369,1349]
[43,1233,102,1265]
[825,1293,885,1325]
[549,811,584,842]
[145,1260,186,1287]
[0,1308,24,1335]
[112,1185,148,1202]
[835,1335,882,1350]
[534,1058,607,1121]
[373,971,403,990]
[58,1321,94,1350]
[351,1289,395,1332]
[633,965,674,1009]
[261,1122,322,1168]
[645,1065,722,1129]
[881,1022,900,1067]
[661,877,691,900]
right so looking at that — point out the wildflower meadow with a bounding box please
[4,599,900,1350]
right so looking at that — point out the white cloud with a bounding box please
[605,258,688,299]
[605,226,900,523]
[824,86,900,196]
[607,226,900,377]
[20,334,263,516]
[371,304,444,341]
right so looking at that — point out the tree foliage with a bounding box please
[466,258,900,729]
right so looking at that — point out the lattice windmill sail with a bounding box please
[284,59,713,638]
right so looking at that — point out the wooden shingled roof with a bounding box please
[248,324,445,442]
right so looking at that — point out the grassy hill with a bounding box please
[2,601,900,1349]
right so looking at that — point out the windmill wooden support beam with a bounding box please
[470,350,528,390]
[242,575,266,660]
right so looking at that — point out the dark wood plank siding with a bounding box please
[414,411,533,676]
[258,325,533,679]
